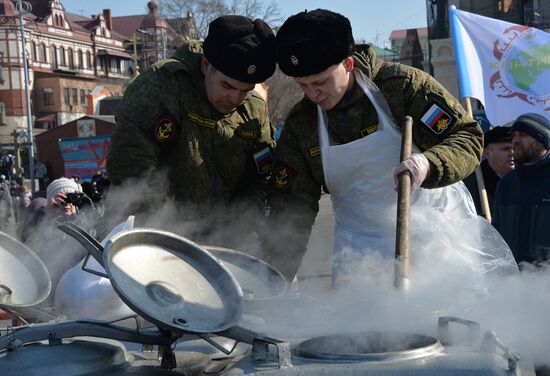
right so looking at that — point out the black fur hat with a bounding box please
[484,126,512,146]
[276,9,354,77]
[203,15,276,83]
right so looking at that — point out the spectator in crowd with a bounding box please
[0,175,12,232]
[464,126,514,216]
[35,160,49,191]
[493,113,550,268]
[22,177,99,303]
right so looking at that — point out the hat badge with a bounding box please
[290,55,299,66]
[247,64,256,75]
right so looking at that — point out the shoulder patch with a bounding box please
[309,146,321,157]
[253,146,273,175]
[419,103,456,135]
[153,114,178,144]
[187,111,216,128]
[270,165,296,193]
[360,124,379,138]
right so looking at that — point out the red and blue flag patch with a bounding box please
[420,103,453,135]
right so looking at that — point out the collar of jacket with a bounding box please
[516,150,550,178]
[330,45,385,112]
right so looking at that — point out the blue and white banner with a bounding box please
[449,6,550,126]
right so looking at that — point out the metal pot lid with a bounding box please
[296,331,443,362]
[0,232,51,309]
[203,246,288,301]
[104,229,244,333]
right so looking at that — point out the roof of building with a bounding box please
[111,15,145,39]
[390,27,428,40]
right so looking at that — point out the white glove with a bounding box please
[393,153,431,192]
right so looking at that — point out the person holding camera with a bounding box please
[21,177,99,304]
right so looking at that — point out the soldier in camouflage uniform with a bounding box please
[262,9,486,281]
[106,16,276,244]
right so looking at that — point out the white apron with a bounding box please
[318,70,517,286]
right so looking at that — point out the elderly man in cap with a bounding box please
[106,16,276,243]
[464,126,514,216]
[493,113,550,268]
[259,9,519,283]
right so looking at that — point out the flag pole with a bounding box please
[464,97,492,222]
[449,5,491,222]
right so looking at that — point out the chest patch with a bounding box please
[360,124,379,138]
[240,129,261,139]
[420,103,454,135]
[187,111,216,128]
[309,146,321,157]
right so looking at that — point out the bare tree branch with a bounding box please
[160,0,283,39]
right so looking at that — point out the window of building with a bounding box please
[72,88,78,106]
[68,48,74,69]
[43,87,53,105]
[63,87,70,105]
[86,51,92,69]
[39,44,47,62]
[80,89,86,105]
[31,42,37,61]
[51,46,57,68]
[59,47,65,65]
[78,50,83,68]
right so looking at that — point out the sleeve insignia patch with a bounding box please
[360,124,379,138]
[154,118,177,143]
[420,103,455,135]
[308,146,321,157]
[271,165,295,192]
[253,147,273,175]
[187,111,216,128]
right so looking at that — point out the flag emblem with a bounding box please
[420,104,453,134]
[253,147,272,175]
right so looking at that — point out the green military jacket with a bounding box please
[262,46,483,280]
[107,41,275,207]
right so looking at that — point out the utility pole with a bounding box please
[132,32,140,78]
[16,0,35,193]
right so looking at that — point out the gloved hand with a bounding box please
[393,153,430,192]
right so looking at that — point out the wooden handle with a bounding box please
[394,115,413,289]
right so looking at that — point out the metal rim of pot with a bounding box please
[202,245,288,301]
[58,223,245,334]
[0,231,51,310]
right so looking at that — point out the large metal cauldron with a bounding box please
[223,317,535,376]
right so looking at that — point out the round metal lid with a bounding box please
[0,232,51,309]
[103,229,244,334]
[203,246,288,301]
[296,331,443,362]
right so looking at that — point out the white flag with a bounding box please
[449,7,550,126]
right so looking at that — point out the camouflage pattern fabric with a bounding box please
[107,40,275,208]
[262,45,483,280]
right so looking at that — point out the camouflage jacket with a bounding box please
[262,46,483,280]
[107,41,275,207]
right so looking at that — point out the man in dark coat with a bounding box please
[464,126,514,216]
[493,113,550,267]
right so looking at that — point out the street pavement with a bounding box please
[296,193,334,291]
